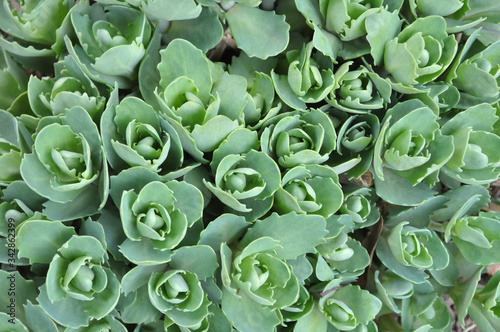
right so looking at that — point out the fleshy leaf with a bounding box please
[221,288,281,332]
[0,270,37,325]
[239,212,327,260]
[450,266,483,327]
[373,167,437,206]
[119,238,174,265]
[198,214,250,251]
[16,220,76,264]
[166,7,223,53]
[226,4,290,60]
[158,38,212,104]
[37,284,91,328]
[168,245,219,280]
[24,301,59,332]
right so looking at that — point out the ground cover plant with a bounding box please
[1,0,500,331]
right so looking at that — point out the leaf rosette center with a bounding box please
[121,181,188,249]
[125,120,163,161]
[148,269,210,330]
[221,238,300,309]
[204,150,280,215]
[21,118,102,204]
[323,298,357,329]
[62,256,107,300]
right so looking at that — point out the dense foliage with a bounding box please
[1,0,500,331]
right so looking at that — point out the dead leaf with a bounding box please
[488,264,500,276]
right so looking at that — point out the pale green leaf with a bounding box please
[221,288,281,332]
[169,245,219,279]
[239,212,327,260]
[119,238,173,265]
[198,214,250,251]
[24,301,58,332]
[158,39,212,104]
[16,220,76,264]
[450,266,483,327]
[373,167,437,206]
[0,270,37,325]
[226,4,290,59]
[166,7,223,53]
[140,0,201,21]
